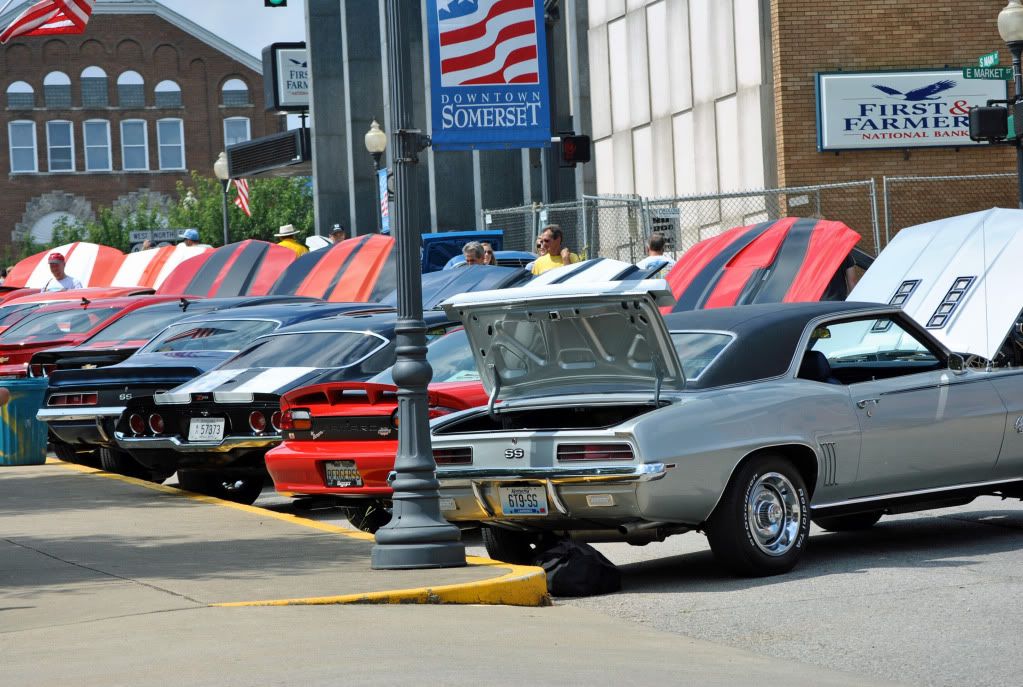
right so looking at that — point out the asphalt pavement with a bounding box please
[0,461,894,687]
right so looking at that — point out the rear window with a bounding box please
[670,331,733,381]
[0,302,45,327]
[0,306,122,343]
[139,319,279,354]
[80,305,191,345]
[371,329,478,385]
[222,331,390,370]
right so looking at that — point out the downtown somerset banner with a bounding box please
[426,0,551,150]
[816,70,1007,151]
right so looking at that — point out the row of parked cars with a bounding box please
[18,211,1015,579]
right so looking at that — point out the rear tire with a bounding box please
[52,441,99,468]
[706,454,810,577]
[481,526,547,564]
[813,511,882,532]
[99,447,151,480]
[343,502,392,533]
[176,470,264,505]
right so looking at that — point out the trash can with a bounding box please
[0,377,49,466]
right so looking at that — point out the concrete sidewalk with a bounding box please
[0,462,547,608]
[0,462,900,686]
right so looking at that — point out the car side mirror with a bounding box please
[948,353,966,374]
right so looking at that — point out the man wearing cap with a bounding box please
[275,224,308,256]
[329,224,348,244]
[179,228,202,247]
[41,253,83,292]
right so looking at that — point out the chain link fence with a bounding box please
[483,180,881,260]
[882,173,1018,246]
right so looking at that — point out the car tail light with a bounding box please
[128,414,146,435]
[433,447,472,465]
[279,409,311,431]
[148,413,164,434]
[249,411,267,433]
[556,443,634,462]
[270,411,282,432]
[48,392,98,407]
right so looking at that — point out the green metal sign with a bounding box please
[979,51,1000,68]
[963,66,1013,80]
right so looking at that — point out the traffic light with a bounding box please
[264,0,287,6]
[559,134,591,167]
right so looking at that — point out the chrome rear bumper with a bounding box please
[114,432,281,453]
[37,406,125,422]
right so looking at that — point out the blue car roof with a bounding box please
[268,308,450,336]
[381,264,529,309]
[171,300,386,328]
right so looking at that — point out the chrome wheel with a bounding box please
[746,471,803,557]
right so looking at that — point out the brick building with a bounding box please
[0,0,283,245]
[587,0,1017,254]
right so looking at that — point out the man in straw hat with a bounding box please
[275,224,308,257]
[41,252,83,292]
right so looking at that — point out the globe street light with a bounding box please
[364,120,388,234]
[1000,0,1023,207]
[213,152,231,246]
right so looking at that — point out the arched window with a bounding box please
[154,79,182,108]
[6,81,34,109]
[221,78,249,107]
[43,71,71,108]
[81,66,108,107]
[8,120,37,173]
[223,116,250,147]
[117,70,145,108]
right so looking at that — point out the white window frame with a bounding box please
[120,119,149,171]
[223,116,250,147]
[83,119,112,172]
[156,118,185,171]
[46,119,75,172]
[8,120,37,173]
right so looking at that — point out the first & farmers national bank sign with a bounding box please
[816,70,1007,151]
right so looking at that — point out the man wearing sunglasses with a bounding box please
[530,224,579,275]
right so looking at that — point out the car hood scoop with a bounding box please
[442,280,684,401]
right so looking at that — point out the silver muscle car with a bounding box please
[432,280,1023,576]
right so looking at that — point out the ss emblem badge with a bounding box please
[504,448,525,459]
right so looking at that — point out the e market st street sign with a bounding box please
[963,66,1013,80]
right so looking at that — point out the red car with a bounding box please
[0,286,155,336]
[0,294,184,378]
[265,329,488,531]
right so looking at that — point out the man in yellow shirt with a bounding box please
[274,224,309,257]
[530,225,579,275]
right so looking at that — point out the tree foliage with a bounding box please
[43,173,314,251]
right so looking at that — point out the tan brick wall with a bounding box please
[772,0,1016,251]
[0,12,284,245]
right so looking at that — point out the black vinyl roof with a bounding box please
[664,301,892,389]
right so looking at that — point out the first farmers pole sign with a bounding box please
[425,0,551,150]
[816,70,1007,150]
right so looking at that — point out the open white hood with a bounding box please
[849,208,1023,360]
[442,280,684,400]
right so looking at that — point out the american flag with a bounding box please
[232,178,251,217]
[0,0,94,44]
[437,0,539,87]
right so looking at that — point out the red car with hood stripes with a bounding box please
[264,329,487,531]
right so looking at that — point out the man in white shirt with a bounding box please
[41,253,83,292]
[635,232,676,274]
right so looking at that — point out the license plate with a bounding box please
[498,486,548,516]
[325,460,363,488]
[187,418,224,442]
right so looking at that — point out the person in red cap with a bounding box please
[41,253,83,292]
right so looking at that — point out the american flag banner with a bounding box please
[426,0,550,150]
[232,178,251,217]
[0,0,94,44]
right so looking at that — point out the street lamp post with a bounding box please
[371,0,466,570]
[1000,0,1023,208]
[213,152,231,245]
[365,120,388,234]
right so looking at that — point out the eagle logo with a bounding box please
[871,80,957,101]
[288,58,307,68]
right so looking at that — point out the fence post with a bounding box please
[868,178,880,254]
[882,176,891,247]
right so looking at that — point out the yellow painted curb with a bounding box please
[49,458,552,607]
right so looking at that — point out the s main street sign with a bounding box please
[816,70,1007,151]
